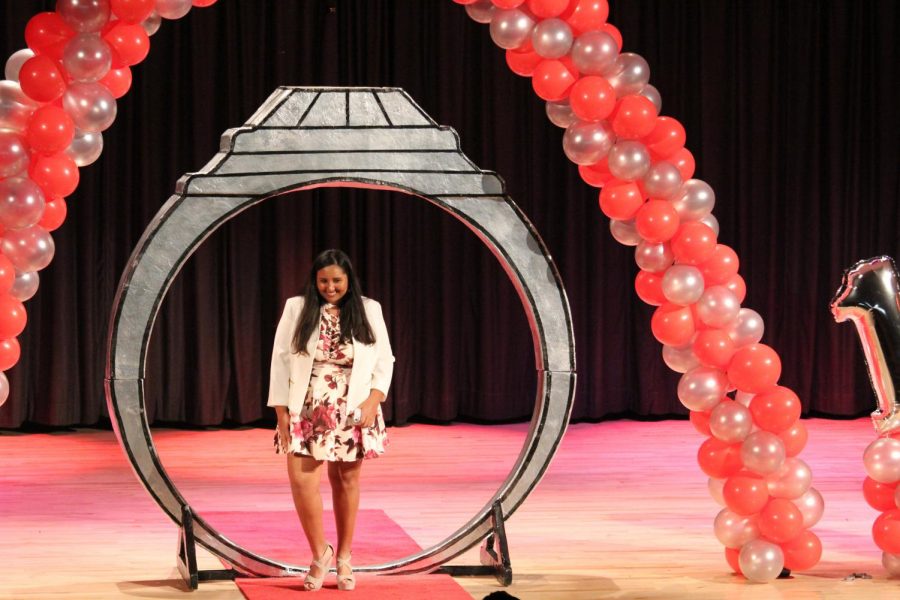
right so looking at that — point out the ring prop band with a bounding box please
[105,87,576,576]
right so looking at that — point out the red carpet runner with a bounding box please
[203,510,473,599]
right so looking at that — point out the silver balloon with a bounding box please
[142,11,162,36]
[0,131,29,178]
[741,431,786,475]
[609,218,641,246]
[738,539,784,583]
[1,225,55,272]
[642,161,682,200]
[63,82,117,132]
[545,99,576,128]
[489,9,535,50]
[634,240,674,273]
[831,256,900,436]
[464,1,495,24]
[531,18,573,59]
[714,508,760,549]
[862,436,900,484]
[4,49,35,82]
[708,477,726,506]
[606,52,651,96]
[695,286,741,328]
[709,399,753,443]
[9,270,39,302]
[0,371,8,408]
[0,80,38,132]
[662,341,700,374]
[57,0,111,33]
[0,177,45,229]
[793,487,824,528]
[607,140,651,181]
[765,457,812,500]
[661,264,705,305]
[62,33,112,83]
[726,308,765,347]
[677,366,728,412]
[671,179,716,221]
[570,30,618,75]
[735,390,755,407]
[700,213,720,237]
[639,83,662,113]
[884,552,900,577]
[66,128,104,166]
[155,0,193,20]
[562,119,615,165]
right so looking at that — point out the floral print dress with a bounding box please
[275,306,388,461]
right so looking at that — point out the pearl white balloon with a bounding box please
[607,140,651,181]
[739,539,784,583]
[570,30,619,75]
[735,390,755,406]
[62,33,112,83]
[672,179,716,221]
[0,371,8,408]
[0,177,45,229]
[489,9,535,50]
[700,213,720,236]
[862,437,900,484]
[793,487,825,528]
[634,241,674,273]
[639,83,662,113]
[708,477,726,506]
[562,120,615,165]
[662,342,700,374]
[141,11,162,36]
[63,82,117,132]
[155,0,193,20]
[766,457,812,499]
[545,100,576,128]
[884,551,900,576]
[2,225,55,272]
[661,265,705,305]
[66,129,104,167]
[609,219,641,246]
[0,80,37,132]
[709,400,753,443]
[642,161,682,200]
[695,286,741,328]
[531,18,573,59]
[464,0,495,24]
[741,431,786,475]
[606,52,650,96]
[678,366,728,412]
[4,49,35,82]
[57,0,111,32]
[0,131,29,178]
[9,270,39,302]
[714,508,759,548]
[727,308,765,347]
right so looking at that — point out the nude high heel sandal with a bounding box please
[304,543,333,592]
[336,554,355,591]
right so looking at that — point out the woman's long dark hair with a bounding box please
[291,249,375,354]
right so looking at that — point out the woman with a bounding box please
[268,249,394,591]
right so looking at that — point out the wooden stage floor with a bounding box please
[0,418,897,598]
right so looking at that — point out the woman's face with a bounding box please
[316,264,349,304]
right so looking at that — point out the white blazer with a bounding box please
[267,296,395,414]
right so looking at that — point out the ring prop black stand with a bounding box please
[104,88,576,587]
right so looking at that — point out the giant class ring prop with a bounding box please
[105,87,576,576]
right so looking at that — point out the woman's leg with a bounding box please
[328,459,363,568]
[287,454,331,577]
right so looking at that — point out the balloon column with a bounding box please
[0,0,219,408]
[831,256,900,576]
[456,0,822,581]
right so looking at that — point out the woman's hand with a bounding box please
[276,407,291,453]
[356,390,384,428]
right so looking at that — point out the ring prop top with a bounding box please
[105,87,576,576]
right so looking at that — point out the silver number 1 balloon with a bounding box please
[831,256,900,436]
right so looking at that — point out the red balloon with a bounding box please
[0,338,20,371]
[690,410,712,436]
[562,0,610,36]
[781,530,822,571]
[693,329,736,369]
[669,147,696,180]
[671,222,717,265]
[598,179,644,220]
[749,386,802,433]
[100,66,133,99]
[39,197,68,232]
[506,49,542,77]
[635,199,679,243]
[728,344,782,394]
[103,22,150,68]
[643,116,687,159]
[699,244,740,284]
[111,0,156,23]
[569,76,616,122]
[635,270,666,306]
[0,296,27,339]
[697,437,743,479]
[492,0,526,8]
[723,472,769,515]
[26,105,75,155]
[578,159,611,188]
[0,255,14,295]
[873,509,900,553]
[25,12,74,60]
[611,95,658,139]
[759,498,804,544]
[19,55,68,104]
[778,421,808,457]
[29,154,80,198]
[724,547,742,574]
[192,0,219,6]
[724,274,747,304]
[599,22,622,50]
[532,59,577,101]
[527,0,569,17]
[863,477,899,512]
[651,303,695,347]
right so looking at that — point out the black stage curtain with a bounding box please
[0,1,897,428]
